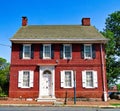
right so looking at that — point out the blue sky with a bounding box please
[0,0,120,62]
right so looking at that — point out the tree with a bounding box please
[102,11,120,86]
[0,57,9,95]
[105,11,120,56]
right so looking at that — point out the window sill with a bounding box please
[84,58,93,60]
[63,87,73,88]
[43,58,52,60]
[63,58,72,60]
[19,87,31,88]
[84,87,97,89]
[22,58,31,60]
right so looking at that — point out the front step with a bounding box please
[37,96,56,102]
[53,101,64,106]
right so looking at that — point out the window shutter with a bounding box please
[93,71,98,88]
[60,71,65,87]
[60,45,63,59]
[92,44,96,59]
[19,45,23,59]
[51,44,54,59]
[81,44,84,59]
[30,71,34,87]
[40,44,43,59]
[18,71,23,88]
[82,71,86,88]
[71,71,74,88]
[31,44,34,59]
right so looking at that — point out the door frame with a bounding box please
[38,65,55,99]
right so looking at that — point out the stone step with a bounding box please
[53,101,64,106]
[37,97,56,102]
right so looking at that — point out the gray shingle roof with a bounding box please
[11,25,108,43]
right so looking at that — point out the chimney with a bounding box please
[82,18,90,26]
[22,16,28,26]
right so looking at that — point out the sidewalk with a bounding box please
[0,98,119,108]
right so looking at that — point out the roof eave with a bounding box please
[10,38,108,44]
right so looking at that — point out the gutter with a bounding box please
[100,44,107,101]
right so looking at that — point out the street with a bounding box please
[0,107,120,111]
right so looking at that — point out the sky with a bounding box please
[0,0,120,62]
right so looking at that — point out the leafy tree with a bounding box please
[105,11,120,56]
[0,57,9,95]
[102,11,120,86]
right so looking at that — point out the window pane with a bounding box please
[65,71,72,87]
[86,71,93,87]
[84,45,92,58]
[23,71,30,87]
[44,45,51,58]
[65,45,71,58]
[24,45,31,58]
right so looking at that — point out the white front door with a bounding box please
[38,66,55,99]
[42,72,52,96]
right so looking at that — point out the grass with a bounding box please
[111,103,120,106]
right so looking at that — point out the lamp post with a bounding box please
[74,70,76,104]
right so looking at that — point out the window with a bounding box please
[82,70,98,88]
[84,44,92,59]
[23,71,30,87]
[81,44,96,59]
[43,44,51,59]
[18,70,34,88]
[23,44,31,59]
[60,70,74,88]
[20,44,34,59]
[63,44,72,59]
[65,71,72,87]
[86,71,93,87]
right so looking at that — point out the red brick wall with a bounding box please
[9,43,107,99]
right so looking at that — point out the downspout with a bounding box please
[100,44,107,101]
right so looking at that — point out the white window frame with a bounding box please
[82,70,98,88]
[23,44,31,59]
[60,70,74,88]
[18,70,34,88]
[63,44,72,59]
[43,44,51,59]
[84,44,92,59]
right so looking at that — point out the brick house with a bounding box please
[9,17,108,101]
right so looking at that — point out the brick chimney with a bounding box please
[82,18,90,26]
[22,16,28,26]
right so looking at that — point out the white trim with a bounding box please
[11,38,108,44]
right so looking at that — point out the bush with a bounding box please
[117,84,120,91]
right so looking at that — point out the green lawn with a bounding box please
[111,103,120,106]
